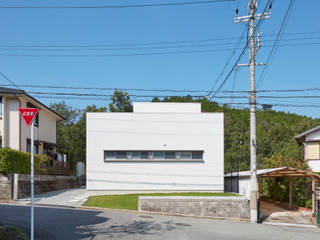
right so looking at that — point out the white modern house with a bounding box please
[295,126,320,172]
[0,87,63,156]
[86,102,224,191]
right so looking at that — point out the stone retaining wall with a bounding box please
[138,196,250,220]
[0,174,85,200]
[0,175,12,201]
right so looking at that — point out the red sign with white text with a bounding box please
[18,108,39,126]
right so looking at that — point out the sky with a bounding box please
[0,0,319,118]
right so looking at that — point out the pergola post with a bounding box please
[312,177,316,217]
[289,177,292,208]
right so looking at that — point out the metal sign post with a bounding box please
[30,119,34,240]
[18,107,39,240]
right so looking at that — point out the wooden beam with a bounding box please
[289,177,292,208]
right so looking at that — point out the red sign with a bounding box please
[18,108,39,126]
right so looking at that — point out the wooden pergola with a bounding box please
[257,167,320,217]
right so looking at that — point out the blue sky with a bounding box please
[0,0,319,118]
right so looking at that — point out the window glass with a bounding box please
[0,97,2,116]
[131,152,140,160]
[141,151,149,159]
[154,151,165,159]
[104,151,116,160]
[165,151,176,159]
[180,152,192,159]
[306,142,320,160]
[26,102,39,127]
[192,151,203,160]
[116,151,128,159]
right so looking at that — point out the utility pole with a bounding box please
[235,0,271,223]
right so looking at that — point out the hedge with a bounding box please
[0,148,48,175]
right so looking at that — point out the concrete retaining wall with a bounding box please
[0,174,85,200]
[138,196,250,220]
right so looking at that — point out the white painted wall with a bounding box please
[308,160,320,173]
[304,130,320,172]
[133,102,201,113]
[6,98,20,150]
[239,178,250,199]
[86,111,224,191]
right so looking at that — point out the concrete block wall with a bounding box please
[0,174,85,200]
[138,196,250,220]
[0,175,12,201]
[17,174,86,199]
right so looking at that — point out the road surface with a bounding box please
[0,204,319,240]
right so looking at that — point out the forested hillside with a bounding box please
[50,91,320,173]
[153,96,320,173]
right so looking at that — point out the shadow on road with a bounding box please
[0,204,178,240]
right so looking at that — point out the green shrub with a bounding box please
[0,148,48,175]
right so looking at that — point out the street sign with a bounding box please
[18,107,39,240]
[18,108,39,126]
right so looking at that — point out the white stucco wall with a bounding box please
[239,178,250,199]
[308,160,320,173]
[86,111,224,191]
[6,98,20,150]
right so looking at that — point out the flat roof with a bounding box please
[133,102,202,113]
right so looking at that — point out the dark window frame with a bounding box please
[26,102,39,127]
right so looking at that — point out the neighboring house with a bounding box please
[295,126,320,172]
[86,102,224,191]
[0,87,64,157]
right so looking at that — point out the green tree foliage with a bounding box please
[151,96,320,173]
[50,102,107,171]
[109,90,133,112]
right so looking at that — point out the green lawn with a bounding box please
[84,192,238,210]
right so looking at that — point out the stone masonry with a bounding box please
[138,196,250,220]
[0,175,12,201]
[0,174,85,200]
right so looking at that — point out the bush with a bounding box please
[0,148,48,175]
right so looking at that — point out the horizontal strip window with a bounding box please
[104,151,203,161]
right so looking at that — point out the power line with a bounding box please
[207,0,272,99]
[1,84,320,93]
[0,0,235,9]
[256,0,295,88]
[0,36,319,52]
[0,30,317,48]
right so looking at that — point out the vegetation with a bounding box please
[0,225,27,240]
[84,192,238,210]
[51,91,319,208]
[0,148,49,175]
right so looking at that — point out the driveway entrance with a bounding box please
[261,201,314,226]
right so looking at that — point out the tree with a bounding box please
[50,102,107,171]
[109,90,133,112]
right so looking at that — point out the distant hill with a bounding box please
[152,96,320,173]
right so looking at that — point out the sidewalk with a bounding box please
[16,187,89,207]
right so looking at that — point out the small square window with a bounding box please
[154,151,165,159]
[180,152,192,160]
[192,151,203,160]
[165,151,176,159]
[116,151,128,159]
[131,152,140,160]
[104,151,116,160]
[141,151,149,159]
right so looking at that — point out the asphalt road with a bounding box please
[0,204,319,240]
